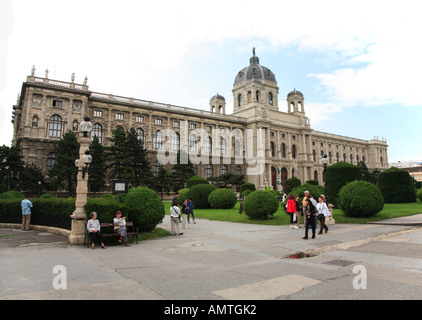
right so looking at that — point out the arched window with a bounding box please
[206,164,213,178]
[220,138,226,156]
[192,164,198,175]
[329,152,332,164]
[235,166,241,175]
[270,142,275,157]
[221,165,228,175]
[269,92,273,105]
[172,132,180,151]
[46,152,57,172]
[256,91,260,102]
[92,123,103,144]
[238,94,242,107]
[189,134,197,153]
[350,154,353,164]
[281,143,286,158]
[136,128,144,144]
[356,155,360,163]
[380,156,384,167]
[48,115,62,138]
[312,150,316,162]
[247,91,252,103]
[314,170,318,181]
[153,131,163,150]
[336,152,340,163]
[205,136,212,155]
[343,153,347,162]
[292,144,297,159]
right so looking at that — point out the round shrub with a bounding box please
[122,186,165,232]
[417,188,422,202]
[326,162,362,206]
[284,177,301,194]
[177,188,190,205]
[186,184,217,209]
[240,182,256,193]
[377,167,416,203]
[186,175,209,188]
[208,188,237,209]
[338,181,384,218]
[243,190,279,220]
[100,193,115,201]
[0,190,25,200]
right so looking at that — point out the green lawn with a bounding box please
[163,200,422,225]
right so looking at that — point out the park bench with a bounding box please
[84,221,139,248]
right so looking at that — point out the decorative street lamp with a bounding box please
[69,116,93,245]
[75,150,92,179]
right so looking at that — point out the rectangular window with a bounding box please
[190,123,197,130]
[136,115,144,122]
[116,113,124,120]
[155,118,163,125]
[94,110,103,117]
[52,100,63,108]
[173,120,180,128]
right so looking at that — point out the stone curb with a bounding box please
[0,223,71,238]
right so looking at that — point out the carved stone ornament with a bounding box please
[72,100,82,113]
[32,94,43,108]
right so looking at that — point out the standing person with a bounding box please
[302,190,310,225]
[181,198,189,229]
[170,199,183,236]
[172,193,179,203]
[87,212,105,249]
[113,210,130,247]
[303,199,317,239]
[187,197,196,224]
[316,196,330,234]
[295,195,302,228]
[286,194,298,229]
[20,195,33,231]
[238,195,244,214]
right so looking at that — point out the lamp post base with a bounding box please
[68,218,86,245]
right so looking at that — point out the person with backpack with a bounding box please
[286,194,298,229]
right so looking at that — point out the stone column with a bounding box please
[68,133,90,245]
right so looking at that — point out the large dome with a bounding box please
[234,48,276,85]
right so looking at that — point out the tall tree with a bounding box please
[126,128,152,187]
[88,136,106,193]
[154,166,174,199]
[0,145,25,193]
[49,131,80,196]
[170,150,195,192]
[19,163,45,196]
[106,126,131,181]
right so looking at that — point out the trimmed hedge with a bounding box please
[177,188,190,205]
[243,190,279,220]
[239,182,256,193]
[122,186,165,232]
[338,181,384,218]
[186,184,217,209]
[186,175,209,188]
[284,177,301,194]
[0,198,75,230]
[0,191,25,200]
[376,167,417,203]
[208,188,237,209]
[326,162,362,206]
[417,188,422,202]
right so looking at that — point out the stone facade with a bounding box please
[11,52,389,191]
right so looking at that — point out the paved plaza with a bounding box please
[1,215,422,300]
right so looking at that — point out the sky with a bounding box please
[1,0,421,164]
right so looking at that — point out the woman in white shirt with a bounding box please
[316,196,330,234]
[87,211,105,249]
[170,199,183,236]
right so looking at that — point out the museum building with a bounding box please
[11,50,389,191]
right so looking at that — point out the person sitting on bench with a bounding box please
[87,211,105,250]
[113,211,130,247]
